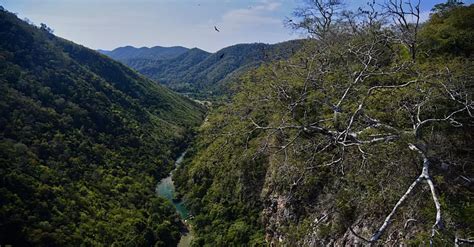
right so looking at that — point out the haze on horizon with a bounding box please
[2,0,473,52]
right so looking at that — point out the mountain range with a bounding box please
[99,40,305,99]
[98,45,189,61]
[2,1,472,246]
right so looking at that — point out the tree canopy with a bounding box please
[0,8,205,246]
[174,1,473,245]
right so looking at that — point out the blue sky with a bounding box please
[1,0,472,52]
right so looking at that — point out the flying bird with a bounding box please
[214,26,220,32]
[219,53,225,59]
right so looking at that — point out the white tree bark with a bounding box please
[369,144,444,244]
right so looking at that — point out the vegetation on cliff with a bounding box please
[175,1,473,246]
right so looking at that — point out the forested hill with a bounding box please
[173,3,474,246]
[98,45,189,61]
[0,8,205,246]
[103,40,305,99]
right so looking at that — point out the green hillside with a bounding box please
[105,40,305,100]
[126,47,212,94]
[173,3,474,246]
[0,8,205,246]
[2,1,472,246]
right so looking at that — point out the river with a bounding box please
[156,151,193,247]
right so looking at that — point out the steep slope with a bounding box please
[126,47,212,92]
[0,9,205,246]
[99,45,189,61]
[174,41,304,98]
[173,5,474,246]
[106,40,305,99]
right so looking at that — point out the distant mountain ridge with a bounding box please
[99,45,189,61]
[101,40,305,99]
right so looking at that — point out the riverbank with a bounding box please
[156,150,193,246]
[178,226,193,247]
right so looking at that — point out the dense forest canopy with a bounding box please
[0,8,205,246]
[1,0,473,246]
[174,1,473,246]
[103,40,306,100]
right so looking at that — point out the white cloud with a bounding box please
[219,0,283,30]
[4,0,298,52]
[255,0,282,11]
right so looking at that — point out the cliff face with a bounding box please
[260,140,469,246]
[260,172,421,246]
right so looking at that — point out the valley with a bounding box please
[156,150,193,247]
[0,8,204,246]
[1,0,473,246]
[99,40,305,100]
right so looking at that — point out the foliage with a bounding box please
[0,8,205,246]
[106,41,306,100]
[173,99,270,246]
[420,4,474,57]
[175,3,474,246]
[432,0,464,13]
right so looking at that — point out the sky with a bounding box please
[1,0,472,52]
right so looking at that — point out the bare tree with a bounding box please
[245,0,473,245]
[385,0,421,61]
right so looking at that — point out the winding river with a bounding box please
[156,151,193,246]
